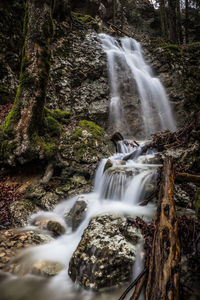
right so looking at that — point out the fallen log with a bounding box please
[145,157,180,300]
[176,172,200,184]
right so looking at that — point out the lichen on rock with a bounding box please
[68,215,142,290]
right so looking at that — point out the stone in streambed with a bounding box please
[68,215,141,290]
[65,196,88,231]
[31,260,64,277]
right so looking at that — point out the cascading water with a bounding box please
[99,33,176,137]
[0,34,176,300]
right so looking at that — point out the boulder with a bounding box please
[9,199,39,227]
[30,214,66,236]
[68,215,141,290]
[65,196,88,231]
[0,229,54,272]
[47,220,65,237]
[30,260,64,277]
[39,192,59,211]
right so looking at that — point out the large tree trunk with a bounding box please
[168,0,178,43]
[3,0,53,157]
[176,0,183,44]
[185,0,189,43]
[145,157,180,300]
[159,0,167,39]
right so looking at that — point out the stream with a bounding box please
[0,34,176,300]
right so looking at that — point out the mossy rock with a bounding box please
[71,12,99,31]
[31,134,57,159]
[79,120,103,140]
[45,107,71,123]
[44,115,62,137]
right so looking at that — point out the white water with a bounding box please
[99,33,176,136]
[0,33,176,300]
[0,142,158,300]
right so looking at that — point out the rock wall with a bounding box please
[46,25,110,129]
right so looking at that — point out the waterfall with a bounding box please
[99,33,176,137]
[0,33,173,300]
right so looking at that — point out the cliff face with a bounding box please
[0,0,200,225]
[1,0,199,132]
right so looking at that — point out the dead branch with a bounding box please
[176,172,200,184]
[129,272,146,300]
[118,268,146,300]
[106,21,133,38]
[145,157,180,300]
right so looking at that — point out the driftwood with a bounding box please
[176,172,200,184]
[118,269,146,300]
[145,157,180,300]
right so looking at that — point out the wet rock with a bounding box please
[106,166,138,177]
[30,214,66,235]
[47,220,65,237]
[30,260,64,277]
[65,196,88,231]
[39,192,59,210]
[103,159,126,173]
[175,206,196,219]
[68,215,141,290]
[0,229,54,272]
[174,184,191,207]
[9,199,39,227]
[103,159,113,172]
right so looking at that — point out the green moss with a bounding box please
[79,120,103,140]
[31,133,56,158]
[45,107,71,123]
[71,127,83,141]
[0,131,16,160]
[44,115,62,137]
[71,12,99,31]
[1,84,22,134]
[186,42,200,52]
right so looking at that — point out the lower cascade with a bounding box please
[0,140,160,300]
[0,34,176,300]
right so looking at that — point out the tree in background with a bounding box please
[0,0,71,162]
[156,0,200,44]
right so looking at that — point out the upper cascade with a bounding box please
[99,33,177,138]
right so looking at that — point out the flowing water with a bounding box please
[99,33,176,137]
[0,34,176,300]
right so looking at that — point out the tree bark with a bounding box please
[176,0,183,44]
[112,0,116,26]
[159,0,167,39]
[168,0,178,43]
[185,0,189,43]
[145,157,180,300]
[3,0,54,156]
